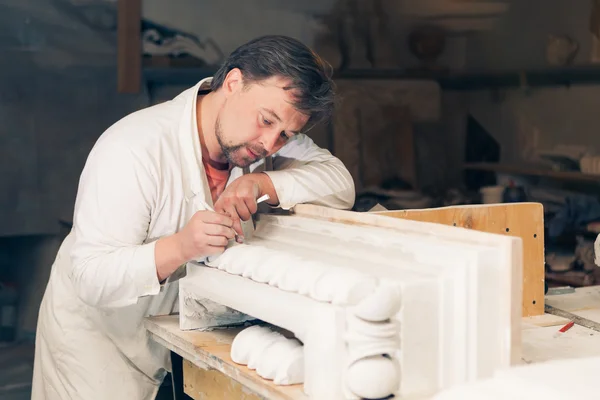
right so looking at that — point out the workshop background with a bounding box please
[2,0,600,398]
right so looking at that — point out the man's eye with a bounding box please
[280,131,290,140]
[262,118,272,126]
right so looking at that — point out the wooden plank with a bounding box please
[292,203,543,317]
[117,0,142,93]
[145,315,307,400]
[521,313,570,329]
[183,359,263,400]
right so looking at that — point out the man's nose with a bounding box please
[261,129,282,154]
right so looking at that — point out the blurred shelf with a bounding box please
[333,68,450,81]
[464,162,600,183]
[330,66,600,90]
[143,55,212,68]
[142,56,217,87]
[139,56,600,91]
[438,65,600,90]
[141,59,443,87]
[143,67,218,87]
[142,61,600,90]
[119,0,600,93]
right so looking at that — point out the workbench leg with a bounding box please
[170,351,191,400]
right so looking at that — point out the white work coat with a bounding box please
[32,78,355,399]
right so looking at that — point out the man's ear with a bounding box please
[222,68,244,96]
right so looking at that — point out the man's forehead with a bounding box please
[250,77,297,99]
[244,76,309,128]
[252,75,293,88]
[253,82,304,109]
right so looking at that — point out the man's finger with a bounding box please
[230,216,243,239]
[204,224,236,239]
[235,201,252,222]
[205,245,226,256]
[243,195,258,216]
[206,235,229,247]
[222,204,243,237]
[199,210,233,227]
[232,218,243,238]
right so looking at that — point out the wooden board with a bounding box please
[183,359,263,400]
[145,316,307,400]
[332,82,420,192]
[358,104,416,189]
[521,286,600,364]
[145,287,600,399]
[522,313,569,329]
[117,0,141,93]
[521,323,600,364]
[292,202,544,317]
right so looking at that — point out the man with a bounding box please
[32,35,354,399]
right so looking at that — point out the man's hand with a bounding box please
[177,211,236,259]
[155,211,234,282]
[214,173,278,238]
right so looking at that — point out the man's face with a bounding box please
[215,74,310,168]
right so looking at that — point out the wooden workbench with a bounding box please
[522,285,600,364]
[146,285,600,399]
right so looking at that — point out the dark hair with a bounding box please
[210,35,335,129]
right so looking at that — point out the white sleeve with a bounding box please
[262,134,355,210]
[69,140,161,309]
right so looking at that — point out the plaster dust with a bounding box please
[179,288,254,331]
[231,325,304,385]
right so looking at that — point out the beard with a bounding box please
[215,115,267,168]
